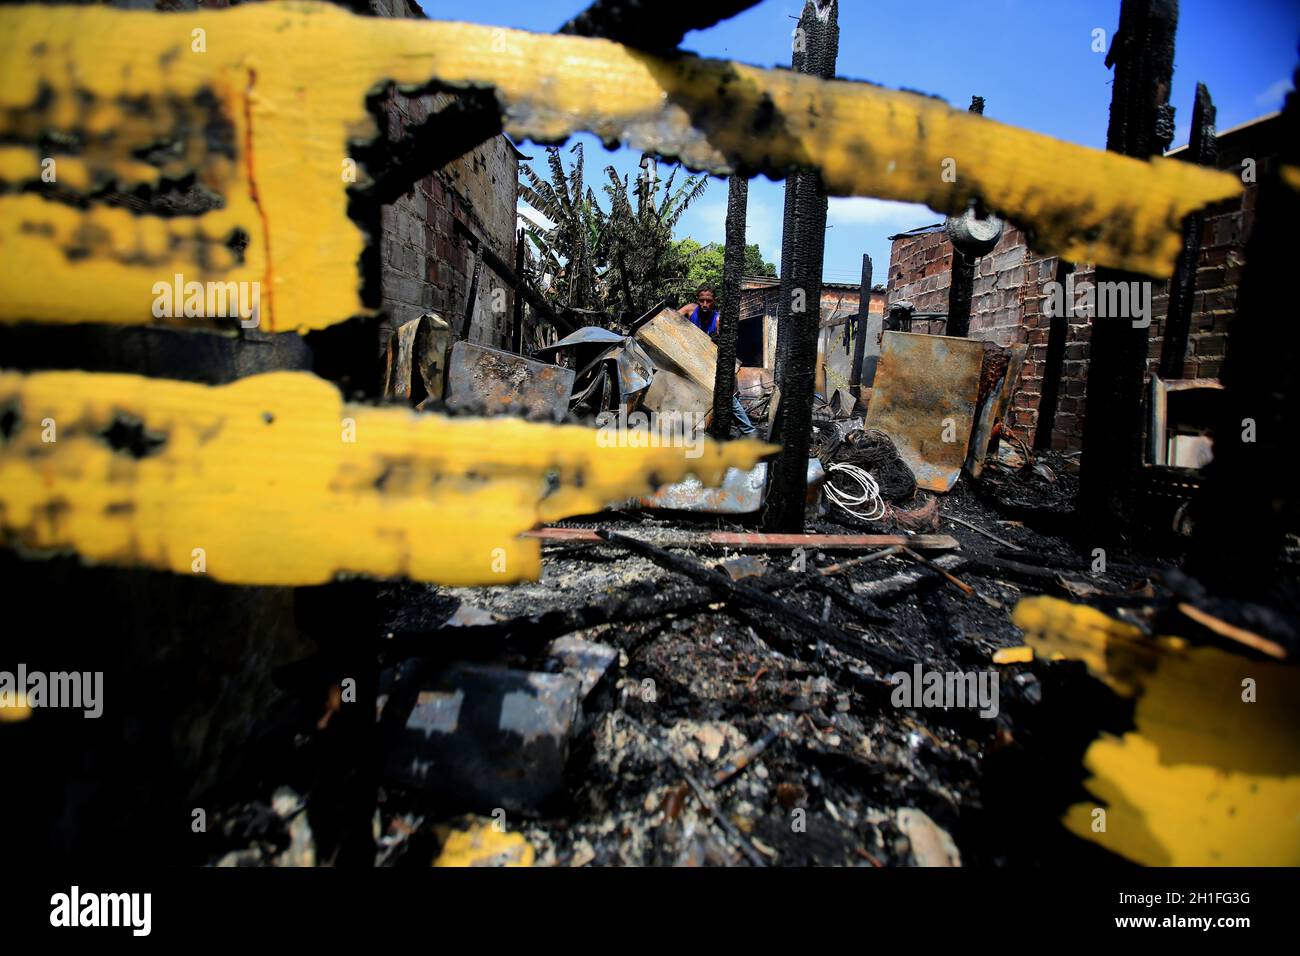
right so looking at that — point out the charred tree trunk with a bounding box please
[1189,70,1299,597]
[710,175,748,439]
[765,0,839,532]
[1158,82,1217,380]
[1078,0,1178,535]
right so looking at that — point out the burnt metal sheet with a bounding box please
[383,312,451,405]
[386,664,581,812]
[445,341,575,423]
[535,327,656,405]
[865,331,984,492]
[535,326,626,352]
[967,344,1027,478]
[633,458,824,514]
[634,308,717,390]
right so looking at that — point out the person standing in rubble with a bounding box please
[677,285,756,437]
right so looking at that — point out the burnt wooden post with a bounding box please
[1190,70,1299,596]
[1158,82,1217,380]
[774,0,838,389]
[944,96,985,339]
[1078,0,1178,534]
[710,174,748,440]
[462,242,484,341]
[1034,259,1073,450]
[848,253,873,396]
[511,228,526,353]
[765,0,839,532]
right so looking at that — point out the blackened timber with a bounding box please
[511,229,526,353]
[710,175,748,439]
[945,96,985,339]
[848,254,873,392]
[366,89,504,207]
[596,530,905,671]
[774,0,840,390]
[384,582,720,663]
[1190,67,1300,597]
[1033,260,1072,449]
[767,0,839,533]
[1079,0,1179,534]
[462,243,484,340]
[559,1,761,51]
[1158,82,1217,380]
[452,217,577,336]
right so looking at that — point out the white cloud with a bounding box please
[826,197,935,229]
[516,200,555,232]
[1255,78,1294,109]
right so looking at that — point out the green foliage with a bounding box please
[672,239,777,304]
[519,147,709,325]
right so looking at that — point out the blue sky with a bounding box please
[423,0,1299,285]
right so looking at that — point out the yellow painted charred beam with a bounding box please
[1012,596,1300,866]
[0,369,773,586]
[0,4,1240,333]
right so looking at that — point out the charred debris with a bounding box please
[2,0,1297,871]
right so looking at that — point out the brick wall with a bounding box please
[372,0,519,356]
[885,224,1029,346]
[885,136,1265,453]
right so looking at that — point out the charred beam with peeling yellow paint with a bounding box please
[1012,596,1300,866]
[0,2,1241,334]
[0,370,774,586]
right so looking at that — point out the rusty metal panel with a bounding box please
[967,344,1027,478]
[383,312,451,405]
[445,342,575,423]
[865,332,984,492]
[634,308,717,391]
[641,367,711,416]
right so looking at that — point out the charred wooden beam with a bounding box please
[848,254,873,392]
[595,529,905,671]
[767,0,839,532]
[1079,0,1179,535]
[774,0,839,389]
[452,217,577,336]
[944,96,985,339]
[710,175,748,439]
[559,0,761,51]
[511,229,527,353]
[526,528,959,550]
[1033,259,1073,450]
[1158,82,1217,380]
[462,243,484,340]
[365,88,505,207]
